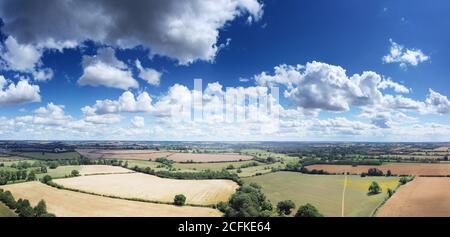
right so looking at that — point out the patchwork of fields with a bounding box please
[244,172,399,217]
[2,182,221,217]
[306,163,450,176]
[54,173,238,205]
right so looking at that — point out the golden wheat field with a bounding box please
[79,165,134,175]
[54,173,239,205]
[2,182,221,217]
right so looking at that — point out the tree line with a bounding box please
[0,189,55,217]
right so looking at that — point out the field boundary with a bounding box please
[370,176,415,217]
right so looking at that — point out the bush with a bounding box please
[387,188,395,197]
[295,203,323,217]
[174,194,186,206]
[71,170,80,177]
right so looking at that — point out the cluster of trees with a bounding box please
[217,184,324,217]
[218,183,273,217]
[0,189,55,217]
[130,166,242,184]
[361,168,384,177]
[0,169,40,185]
[154,158,175,167]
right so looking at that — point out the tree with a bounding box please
[34,200,47,217]
[368,181,382,194]
[71,170,80,177]
[27,171,37,181]
[387,188,394,197]
[276,200,296,216]
[40,166,47,173]
[48,161,59,169]
[174,194,186,206]
[386,170,392,177]
[41,175,52,184]
[295,203,323,217]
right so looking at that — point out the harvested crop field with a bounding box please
[377,177,450,217]
[306,163,450,176]
[54,173,238,205]
[2,182,221,217]
[79,165,134,175]
[167,153,253,163]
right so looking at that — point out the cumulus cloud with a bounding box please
[0,76,41,106]
[382,39,429,69]
[0,36,55,81]
[424,89,450,114]
[255,61,386,111]
[135,60,162,86]
[378,79,410,93]
[0,0,263,64]
[78,47,138,90]
[131,116,145,128]
[82,91,153,115]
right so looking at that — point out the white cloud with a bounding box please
[378,79,409,93]
[131,116,145,128]
[82,91,153,115]
[0,76,41,106]
[84,114,123,124]
[78,47,139,90]
[135,60,162,86]
[256,61,385,111]
[0,0,263,64]
[382,39,429,69]
[0,36,42,72]
[424,89,450,114]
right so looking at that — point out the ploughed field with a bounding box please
[377,177,450,217]
[2,182,221,217]
[77,149,252,162]
[306,163,450,176]
[54,173,239,205]
[244,172,399,217]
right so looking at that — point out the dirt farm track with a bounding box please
[377,177,450,217]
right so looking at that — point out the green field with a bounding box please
[241,149,299,164]
[0,202,16,217]
[13,152,80,160]
[36,166,81,179]
[231,162,283,177]
[243,172,399,217]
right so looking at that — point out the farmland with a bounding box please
[166,153,253,163]
[0,202,16,217]
[244,172,399,217]
[377,177,450,217]
[306,163,450,176]
[54,173,238,205]
[2,182,221,217]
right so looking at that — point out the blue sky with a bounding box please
[0,0,450,141]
